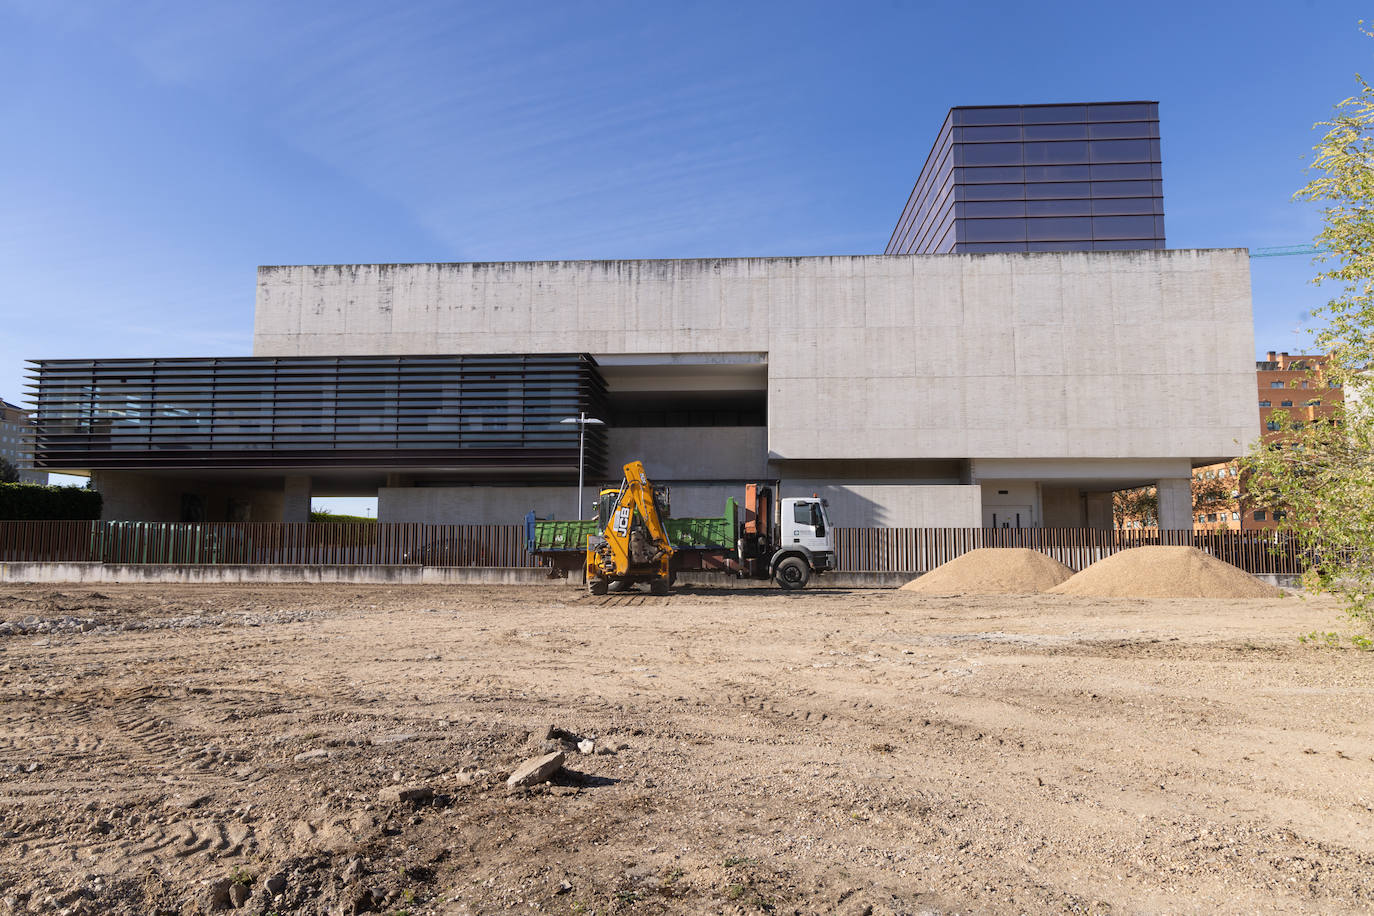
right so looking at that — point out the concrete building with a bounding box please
[1193,351,1344,530]
[0,399,44,484]
[31,248,1258,529]
[887,102,1165,255]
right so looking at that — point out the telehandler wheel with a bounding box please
[588,577,609,596]
[774,557,810,590]
[650,577,670,596]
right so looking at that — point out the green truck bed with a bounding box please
[525,498,738,554]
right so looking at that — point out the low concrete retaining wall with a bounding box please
[0,563,917,589]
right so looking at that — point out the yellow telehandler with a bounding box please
[585,460,675,595]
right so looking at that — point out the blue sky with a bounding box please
[1,0,1368,506]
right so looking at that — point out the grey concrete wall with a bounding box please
[378,483,741,525]
[607,427,767,480]
[1041,486,1085,527]
[0,563,563,585]
[780,482,981,528]
[256,250,1256,464]
[93,472,285,523]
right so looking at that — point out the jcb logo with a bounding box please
[612,507,631,536]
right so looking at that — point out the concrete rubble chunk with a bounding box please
[228,881,250,908]
[577,739,595,755]
[378,784,434,804]
[506,751,564,788]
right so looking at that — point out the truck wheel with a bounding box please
[589,577,609,596]
[775,557,810,590]
[650,577,669,596]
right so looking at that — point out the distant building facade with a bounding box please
[1193,351,1344,531]
[0,399,44,484]
[886,102,1165,255]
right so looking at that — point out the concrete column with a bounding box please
[282,476,311,523]
[1156,477,1193,531]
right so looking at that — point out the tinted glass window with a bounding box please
[965,218,1028,242]
[956,166,1025,183]
[1091,162,1153,180]
[1025,164,1091,181]
[1027,241,1090,251]
[958,107,1022,125]
[1022,105,1086,123]
[1026,181,1091,199]
[1086,103,1155,121]
[1092,240,1152,250]
[1028,199,1091,216]
[1091,139,1154,163]
[1093,215,1158,238]
[959,125,1021,141]
[793,503,812,525]
[960,143,1022,166]
[1092,197,1154,215]
[1092,180,1154,198]
[1024,141,1090,164]
[1089,122,1151,139]
[961,183,1026,200]
[964,200,1026,217]
[1027,217,1092,240]
[1025,123,1087,140]
[959,242,1027,253]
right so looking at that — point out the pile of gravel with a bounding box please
[1048,546,1281,598]
[900,548,1075,596]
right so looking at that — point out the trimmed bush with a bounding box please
[0,483,103,520]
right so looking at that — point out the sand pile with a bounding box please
[1048,546,1281,598]
[900,548,1074,595]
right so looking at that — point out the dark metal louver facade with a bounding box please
[26,354,608,476]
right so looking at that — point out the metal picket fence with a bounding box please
[0,520,1314,575]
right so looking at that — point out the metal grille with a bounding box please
[26,353,608,475]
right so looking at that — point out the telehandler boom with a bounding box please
[585,461,675,596]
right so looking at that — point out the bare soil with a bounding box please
[0,583,1371,916]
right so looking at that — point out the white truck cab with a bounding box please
[772,496,836,588]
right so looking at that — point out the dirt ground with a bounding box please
[0,583,1371,916]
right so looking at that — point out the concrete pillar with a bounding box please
[1156,477,1193,531]
[282,475,311,523]
[1083,491,1113,530]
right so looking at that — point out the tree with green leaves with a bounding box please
[1245,53,1374,627]
[0,457,18,484]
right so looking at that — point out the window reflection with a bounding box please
[1025,124,1087,140]
[1023,141,1090,164]
[1027,217,1092,240]
[1028,199,1091,216]
[1022,105,1086,123]
[964,218,1028,242]
[959,143,1023,166]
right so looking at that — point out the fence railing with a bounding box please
[832,527,1311,575]
[0,521,1314,576]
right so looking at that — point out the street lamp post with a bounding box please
[559,412,604,520]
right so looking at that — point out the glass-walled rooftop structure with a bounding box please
[886,101,1164,255]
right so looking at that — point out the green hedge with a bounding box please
[0,483,103,520]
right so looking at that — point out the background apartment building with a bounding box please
[1193,351,1344,530]
[0,398,43,484]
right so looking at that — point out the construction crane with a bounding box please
[1249,244,1329,258]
